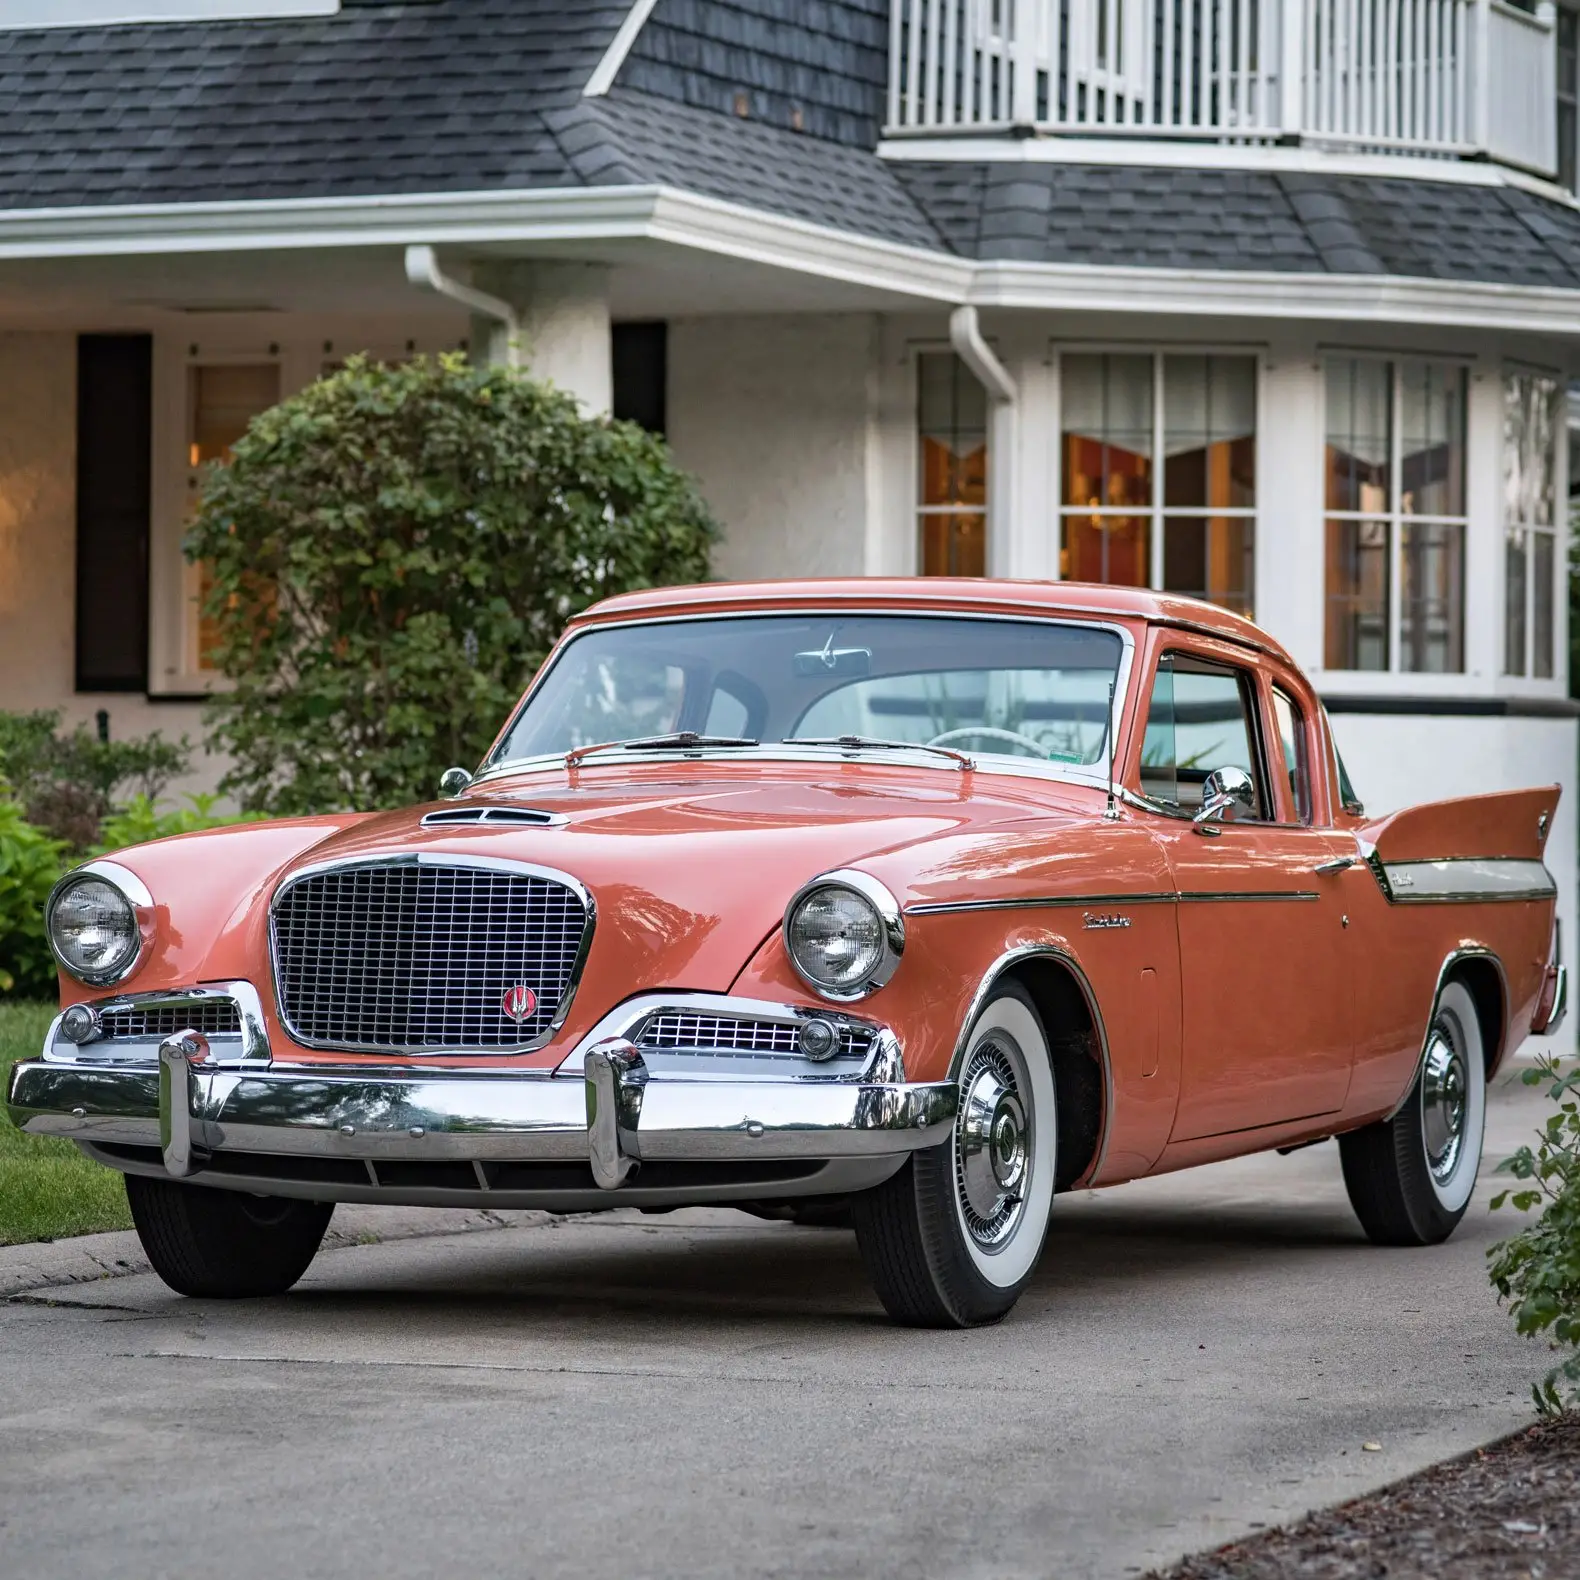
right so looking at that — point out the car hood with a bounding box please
[272,764,1090,994]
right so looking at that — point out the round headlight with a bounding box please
[47,874,142,984]
[783,871,903,1000]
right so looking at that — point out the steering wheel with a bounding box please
[928,726,1050,758]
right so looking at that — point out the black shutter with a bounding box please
[611,321,667,435]
[75,334,152,692]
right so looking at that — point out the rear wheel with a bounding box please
[1339,978,1486,1246]
[126,1174,333,1297]
[853,981,1056,1327]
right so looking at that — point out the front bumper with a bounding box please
[7,989,956,1210]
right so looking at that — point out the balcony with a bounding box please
[886,0,1559,179]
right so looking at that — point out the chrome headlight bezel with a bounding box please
[782,869,905,1002]
[45,861,152,987]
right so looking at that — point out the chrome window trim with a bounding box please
[782,868,906,1003]
[267,852,595,1057]
[946,944,1115,1188]
[41,980,270,1067]
[44,859,156,987]
[475,608,1136,790]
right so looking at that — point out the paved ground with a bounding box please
[0,1067,1559,1580]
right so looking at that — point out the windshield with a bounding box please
[489,614,1124,771]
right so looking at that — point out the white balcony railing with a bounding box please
[886,0,1558,177]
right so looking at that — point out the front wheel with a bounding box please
[852,981,1056,1327]
[1339,977,1487,1246]
[126,1174,333,1297]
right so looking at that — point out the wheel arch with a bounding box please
[949,946,1110,1193]
[1444,950,1507,1078]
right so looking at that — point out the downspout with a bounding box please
[404,244,521,368]
[949,305,1017,574]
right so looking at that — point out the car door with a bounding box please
[1134,644,1356,1141]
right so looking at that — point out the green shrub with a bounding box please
[0,709,190,851]
[0,799,65,998]
[1489,1052,1580,1413]
[185,352,717,815]
[95,793,267,854]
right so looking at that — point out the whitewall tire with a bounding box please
[1339,977,1487,1246]
[853,981,1056,1326]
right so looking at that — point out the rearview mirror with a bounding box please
[1193,766,1255,831]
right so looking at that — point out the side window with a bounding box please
[1139,653,1267,818]
[1272,687,1312,823]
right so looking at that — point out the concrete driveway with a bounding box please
[0,1067,1558,1580]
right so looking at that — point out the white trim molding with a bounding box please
[1,184,1579,336]
[0,0,337,25]
[584,0,660,97]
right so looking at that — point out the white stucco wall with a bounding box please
[1333,712,1578,1051]
[667,315,879,581]
[0,331,216,797]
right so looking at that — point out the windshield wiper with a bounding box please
[781,735,974,772]
[563,732,758,767]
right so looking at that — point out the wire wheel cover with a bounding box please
[955,1037,1032,1249]
[1421,1016,1469,1186]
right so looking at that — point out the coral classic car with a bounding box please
[8,580,1568,1327]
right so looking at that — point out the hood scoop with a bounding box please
[420,805,565,829]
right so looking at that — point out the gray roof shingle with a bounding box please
[0,0,1576,292]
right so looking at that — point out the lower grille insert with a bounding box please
[637,1011,874,1063]
[99,1002,242,1040]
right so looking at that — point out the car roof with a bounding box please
[575,578,1295,667]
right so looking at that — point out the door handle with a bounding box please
[1314,856,1356,875]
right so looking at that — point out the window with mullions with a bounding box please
[1503,370,1563,680]
[1560,1,1579,194]
[917,352,987,576]
[1059,353,1256,617]
[1324,357,1467,674]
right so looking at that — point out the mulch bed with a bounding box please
[1150,1415,1580,1580]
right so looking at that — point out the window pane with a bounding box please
[1163,355,1256,509]
[1399,521,1464,673]
[1534,528,1556,679]
[921,511,986,577]
[1399,362,1466,518]
[1505,527,1528,676]
[1325,517,1390,670]
[1325,357,1391,514]
[1061,353,1153,512]
[1062,514,1149,587]
[1139,657,1264,816]
[189,362,279,670]
[1161,515,1254,617]
[918,353,987,510]
[1273,688,1312,823]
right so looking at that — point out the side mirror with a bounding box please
[1193,766,1255,831]
[438,766,473,799]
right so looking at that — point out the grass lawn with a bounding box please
[0,1000,131,1246]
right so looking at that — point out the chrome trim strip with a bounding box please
[1382,946,1509,1121]
[267,852,596,1057]
[946,944,1115,1188]
[418,806,567,829]
[1380,857,1557,904]
[44,859,155,988]
[41,981,270,1068]
[906,889,1317,916]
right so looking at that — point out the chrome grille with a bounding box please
[99,1002,241,1040]
[271,860,590,1052]
[638,1012,874,1062]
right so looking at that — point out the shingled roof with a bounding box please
[0,0,1576,289]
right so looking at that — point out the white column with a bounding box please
[471,262,612,415]
[1463,363,1504,683]
[1255,345,1326,670]
[1003,343,1058,581]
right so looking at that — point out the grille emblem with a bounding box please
[502,984,538,1023]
